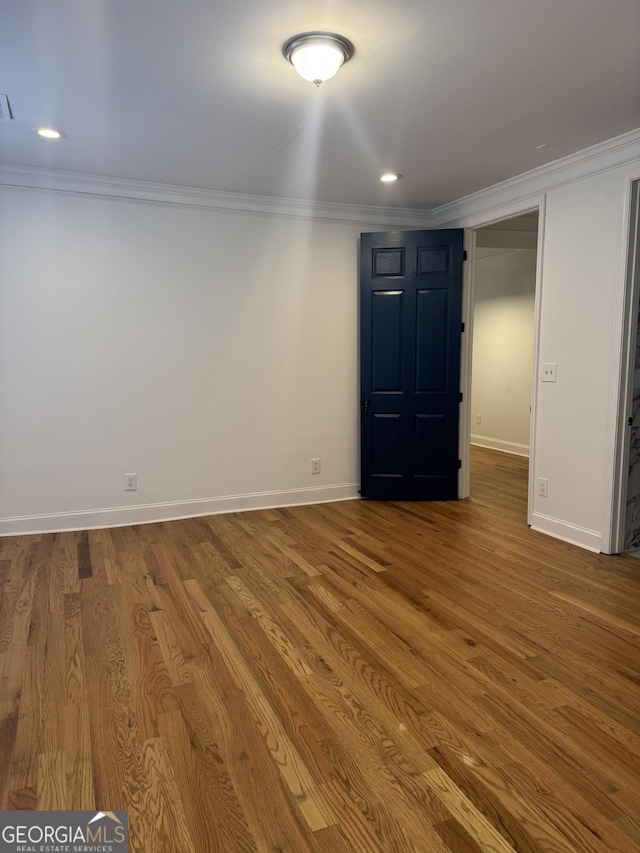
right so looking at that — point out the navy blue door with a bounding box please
[360,229,464,500]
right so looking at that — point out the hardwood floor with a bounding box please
[2,446,640,851]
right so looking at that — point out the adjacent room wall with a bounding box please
[471,249,536,456]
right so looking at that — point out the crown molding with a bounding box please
[0,164,435,228]
[430,127,640,227]
[2,127,639,229]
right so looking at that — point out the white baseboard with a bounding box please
[530,511,602,553]
[0,484,360,536]
[471,435,529,457]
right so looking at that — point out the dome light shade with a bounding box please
[291,43,343,83]
[283,33,353,87]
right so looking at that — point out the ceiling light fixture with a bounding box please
[380,172,402,183]
[33,127,66,140]
[283,32,353,87]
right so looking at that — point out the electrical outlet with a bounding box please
[538,477,548,497]
[124,473,137,491]
[310,458,321,475]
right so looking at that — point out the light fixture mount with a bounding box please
[283,32,354,87]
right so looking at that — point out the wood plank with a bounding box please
[158,707,257,853]
[0,447,639,851]
[424,766,517,852]
[37,749,66,810]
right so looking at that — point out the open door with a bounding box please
[360,229,465,500]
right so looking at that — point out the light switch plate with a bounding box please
[542,363,557,382]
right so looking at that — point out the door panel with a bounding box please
[371,414,403,476]
[372,291,404,391]
[415,413,447,476]
[360,229,464,500]
[415,289,448,391]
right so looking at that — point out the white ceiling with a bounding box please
[1,0,639,209]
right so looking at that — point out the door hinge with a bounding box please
[461,321,465,333]
[629,416,633,427]
[463,249,468,261]
[459,392,463,402]
[458,459,462,469]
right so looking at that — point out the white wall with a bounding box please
[433,133,640,552]
[0,187,372,531]
[531,169,631,547]
[471,250,536,455]
[2,131,640,551]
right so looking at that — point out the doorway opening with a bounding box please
[465,211,540,518]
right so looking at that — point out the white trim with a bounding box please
[452,197,544,526]
[530,512,602,553]
[527,195,546,526]
[0,164,434,228]
[605,176,640,553]
[471,437,529,457]
[0,484,360,537]
[431,128,640,228]
[458,229,475,499]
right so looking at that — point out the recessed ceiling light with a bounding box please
[33,127,66,140]
[380,172,402,183]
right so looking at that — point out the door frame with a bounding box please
[457,198,546,526]
[607,178,640,553]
